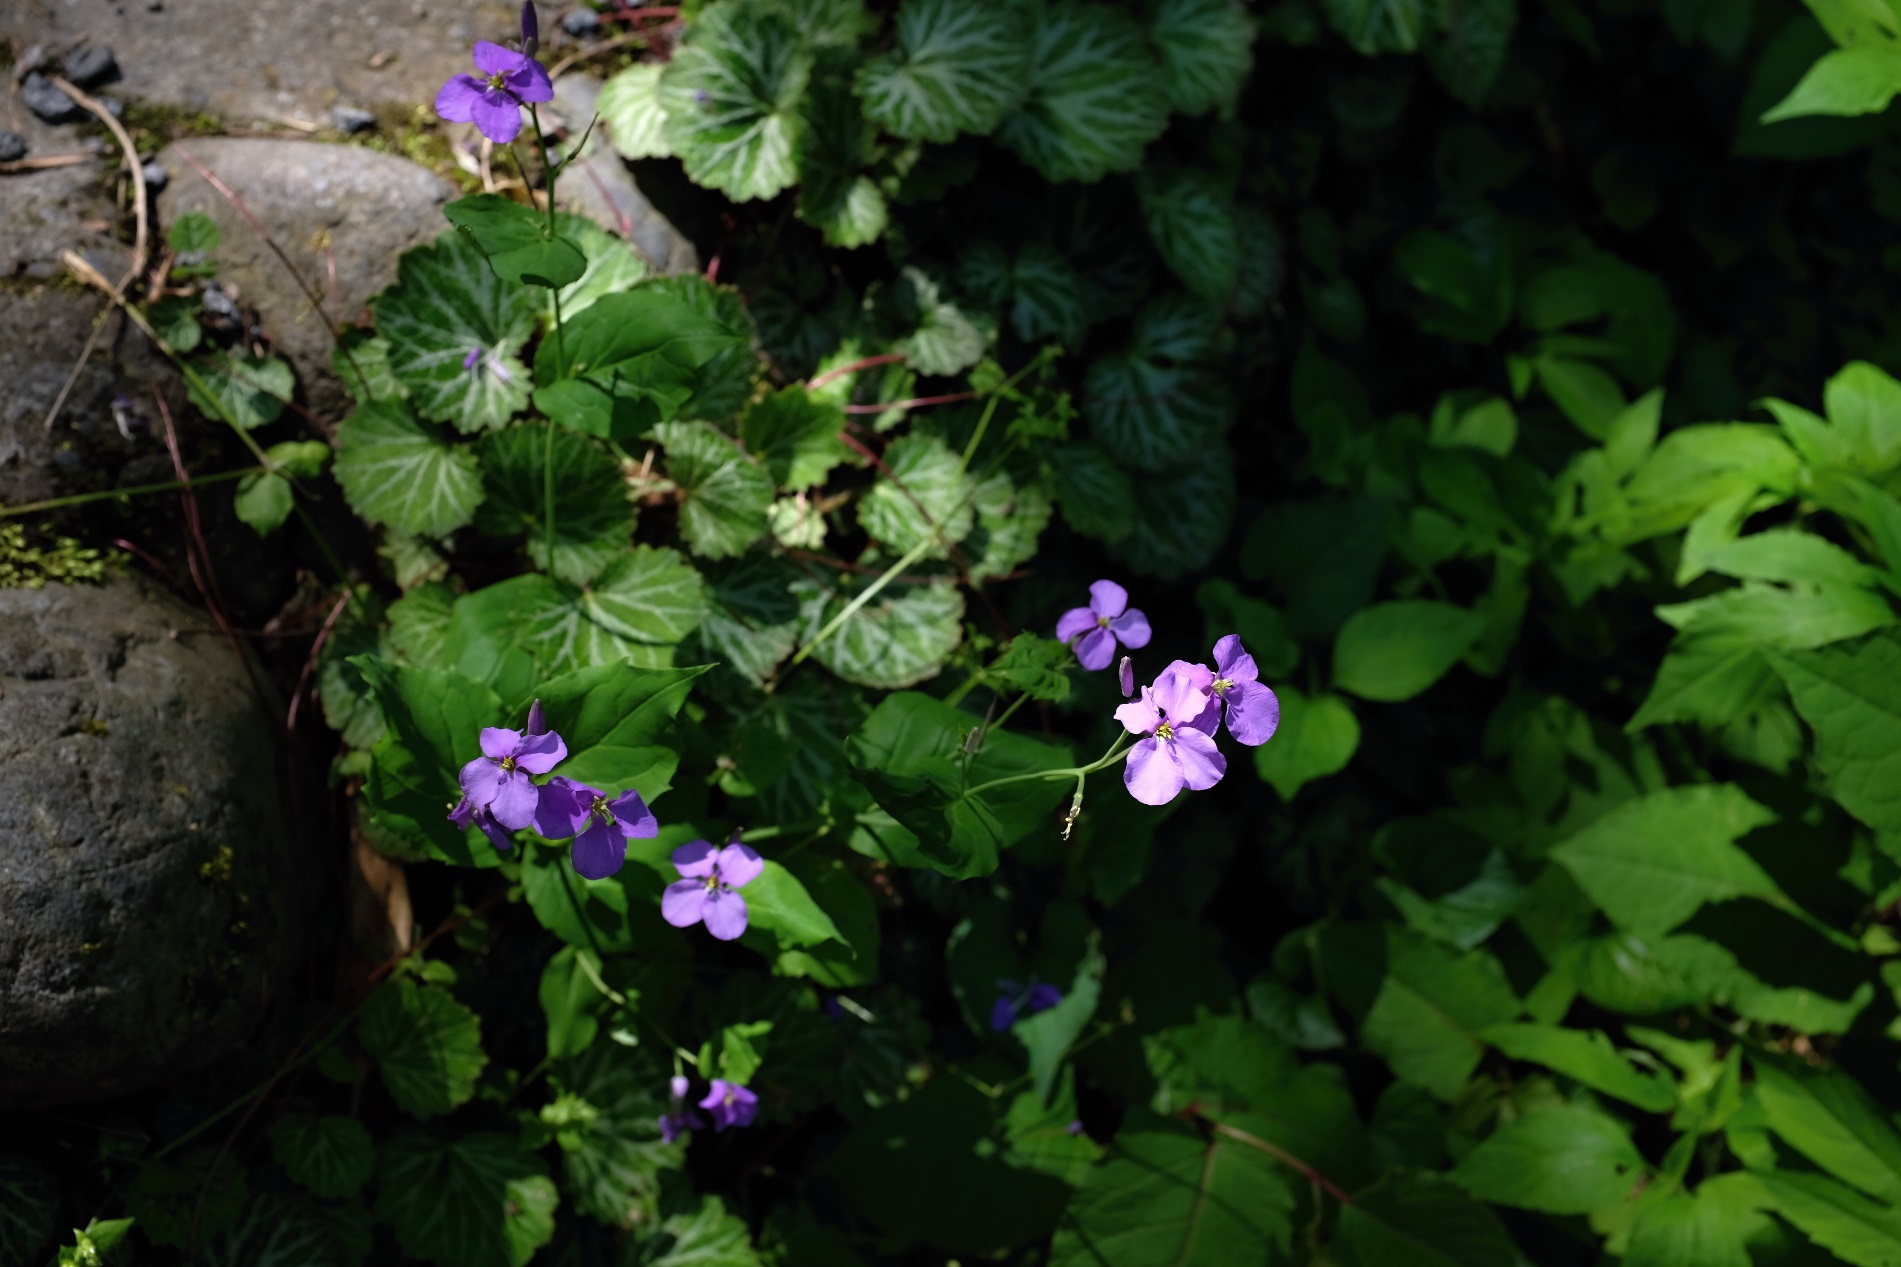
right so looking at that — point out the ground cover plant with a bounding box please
[13,0,1901,1263]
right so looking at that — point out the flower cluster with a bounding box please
[658,1074,758,1142]
[1056,580,1281,808]
[448,699,657,880]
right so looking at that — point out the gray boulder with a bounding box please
[156,138,455,417]
[0,114,117,280]
[0,577,298,1107]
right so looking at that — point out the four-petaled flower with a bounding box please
[990,979,1063,1031]
[657,1074,705,1143]
[1056,580,1151,671]
[457,725,567,830]
[699,1079,758,1131]
[662,839,764,941]
[1114,660,1227,806]
[435,40,553,144]
[1207,635,1281,746]
[535,777,658,881]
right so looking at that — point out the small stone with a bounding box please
[330,105,377,134]
[62,44,119,88]
[201,283,241,323]
[0,133,26,164]
[141,161,170,191]
[561,8,603,37]
[20,73,86,125]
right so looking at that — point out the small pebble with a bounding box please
[141,161,169,191]
[202,285,241,322]
[331,105,377,134]
[561,8,602,37]
[62,44,119,88]
[20,73,85,125]
[0,132,27,164]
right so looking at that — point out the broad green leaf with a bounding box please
[1111,455,1236,575]
[626,1194,763,1266]
[1010,243,1090,346]
[742,860,848,952]
[350,660,506,865]
[598,62,674,159]
[375,1131,557,1267]
[857,433,977,558]
[1625,1175,1764,1267]
[1755,1170,1901,1267]
[234,470,293,535]
[853,0,1029,141]
[359,978,487,1118]
[334,327,405,402]
[1139,169,1241,303]
[539,946,603,1061]
[1334,1172,1517,1267]
[1823,359,1901,470]
[0,1155,58,1267]
[659,2,811,201]
[1150,0,1254,116]
[545,214,649,320]
[1332,601,1485,702]
[1479,1022,1676,1112]
[374,230,536,432]
[697,555,803,686]
[895,267,988,376]
[531,658,709,794]
[531,287,747,441]
[1764,45,1901,121]
[1318,0,1438,53]
[1085,295,1232,472]
[1047,1112,1294,1266]
[57,1219,136,1267]
[511,548,707,676]
[796,573,966,689]
[442,194,587,288]
[129,1147,250,1249]
[772,854,881,985]
[1450,1104,1645,1214]
[1771,629,1901,832]
[1566,929,1872,1033]
[188,352,293,430]
[655,420,774,559]
[269,1113,374,1200]
[1426,0,1515,107]
[996,0,1171,183]
[966,470,1052,581]
[550,1045,685,1227]
[643,276,763,421]
[333,401,484,539]
[202,1187,372,1267]
[1003,1073,1102,1185]
[740,387,850,489]
[168,209,222,255]
[846,690,1073,877]
[1321,924,1519,1100]
[1751,1056,1901,1202]
[476,423,632,584]
[1253,688,1359,800]
[1013,951,1101,1105]
[1052,441,1134,542]
[1549,784,1783,935]
[796,56,889,249]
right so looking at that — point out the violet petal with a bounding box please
[661,879,709,927]
[1123,736,1183,806]
[1054,605,1097,644]
[1223,680,1281,746]
[715,843,764,889]
[702,889,749,941]
[671,839,718,879]
[570,817,627,880]
[1109,607,1151,649]
[1074,627,1117,670]
[1088,579,1129,620]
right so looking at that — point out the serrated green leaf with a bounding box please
[656,420,775,559]
[1771,630,1901,832]
[598,62,674,159]
[626,1195,764,1267]
[149,294,202,352]
[1085,296,1232,472]
[1751,1056,1901,1202]
[359,978,487,1118]
[1319,0,1440,54]
[1331,601,1485,702]
[1151,0,1255,116]
[374,230,536,432]
[1009,242,1090,346]
[857,433,977,558]
[188,352,294,430]
[1140,169,1241,302]
[1451,1104,1645,1214]
[1548,784,1784,935]
[796,572,965,688]
[0,1154,58,1267]
[1052,441,1134,542]
[996,0,1170,183]
[1427,0,1514,107]
[234,470,294,535]
[169,209,222,255]
[1334,1172,1516,1267]
[697,555,803,686]
[375,1131,556,1267]
[508,548,707,675]
[895,267,989,375]
[741,386,849,488]
[660,2,811,201]
[854,0,1029,141]
[797,55,889,249]
[333,400,484,538]
[1764,45,1901,122]
[1110,455,1235,576]
[387,582,454,667]
[966,470,1051,581]
[551,1045,685,1227]
[1755,1170,1901,1267]
[1624,1176,1762,1267]
[545,214,650,320]
[129,1148,250,1250]
[475,423,632,584]
[202,1187,372,1267]
[1479,1022,1676,1112]
[270,1114,375,1200]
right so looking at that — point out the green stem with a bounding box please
[528,104,559,235]
[541,416,558,574]
[956,354,1045,476]
[1,467,259,518]
[961,733,1133,801]
[788,529,946,669]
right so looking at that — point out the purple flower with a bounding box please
[434,40,554,144]
[520,1,540,56]
[989,979,1064,1031]
[1118,655,1135,699]
[1208,635,1281,746]
[661,840,764,941]
[534,777,658,880]
[526,697,549,735]
[1114,660,1226,806]
[457,725,567,830]
[448,794,518,854]
[1056,580,1152,671]
[462,346,482,371]
[658,1074,705,1142]
[699,1079,758,1131]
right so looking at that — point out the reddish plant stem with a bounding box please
[1203,1117,1353,1207]
[286,589,354,731]
[111,537,180,588]
[842,390,975,415]
[807,352,905,391]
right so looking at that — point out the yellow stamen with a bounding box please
[1156,721,1174,741]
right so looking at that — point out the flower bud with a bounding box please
[669,1074,690,1101]
[526,698,548,735]
[1118,655,1134,699]
[520,1,540,57]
